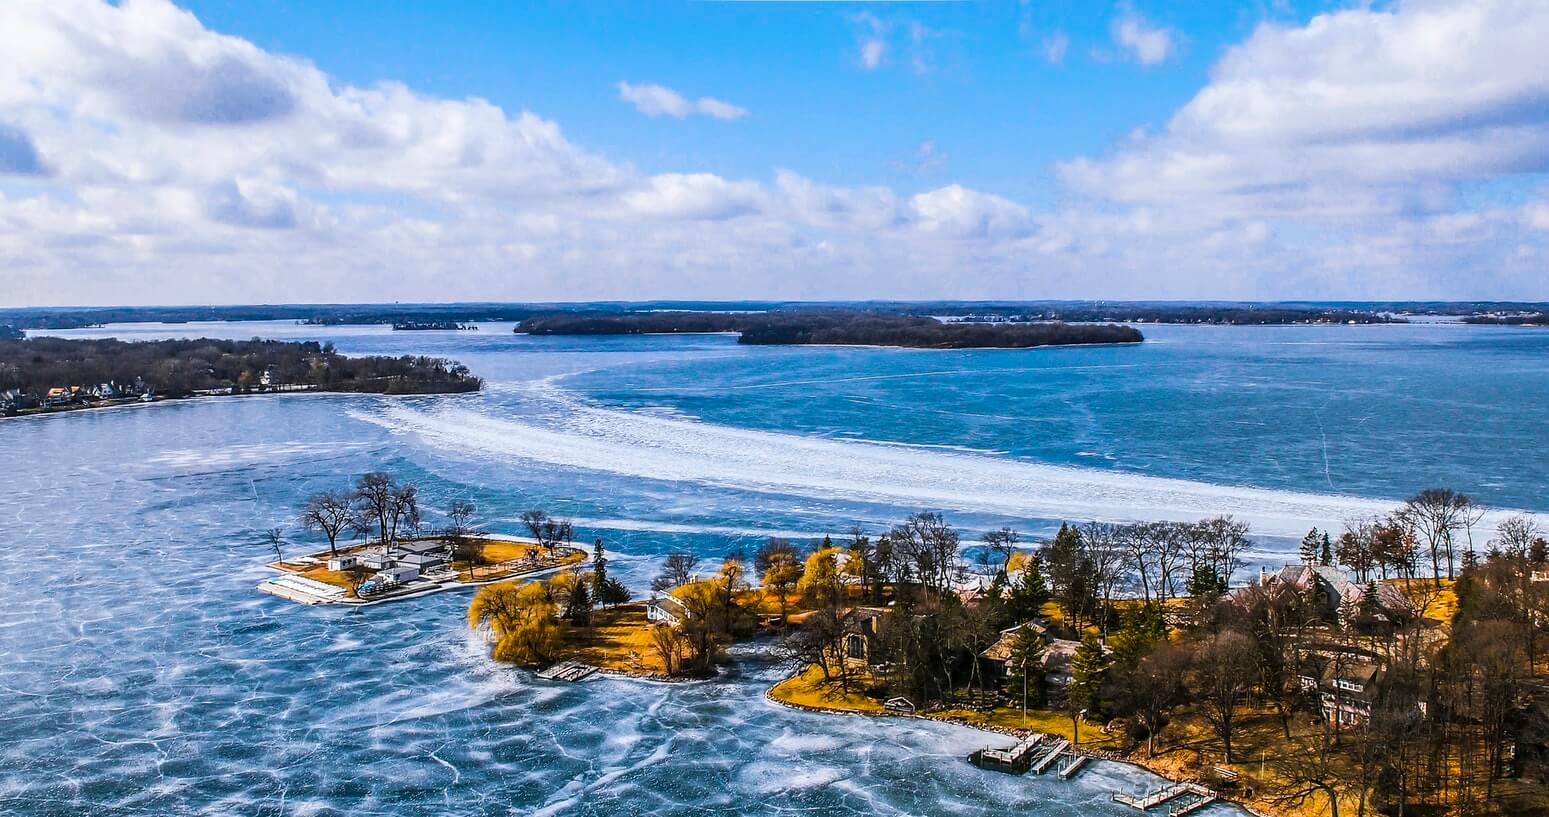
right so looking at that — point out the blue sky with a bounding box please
[179,1,1281,204]
[2,0,1548,304]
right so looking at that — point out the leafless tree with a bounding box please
[653,552,701,591]
[354,471,395,545]
[300,489,356,556]
[1402,488,1483,584]
[1193,628,1258,763]
[1491,514,1540,559]
[266,526,285,562]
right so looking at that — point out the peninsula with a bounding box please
[0,336,482,416]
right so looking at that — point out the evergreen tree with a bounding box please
[1531,537,1548,565]
[1319,532,1333,566]
[1108,605,1165,669]
[1067,632,1107,723]
[1003,554,1050,624]
[1004,626,1047,711]
[591,538,607,597]
[1299,528,1321,566]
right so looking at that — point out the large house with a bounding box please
[839,607,891,664]
[1298,650,1385,728]
[1249,564,1415,628]
[978,621,1084,691]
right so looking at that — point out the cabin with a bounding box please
[395,551,448,573]
[360,548,393,570]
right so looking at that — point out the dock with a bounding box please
[257,574,347,605]
[536,661,598,682]
[1113,782,1216,812]
[969,734,1045,774]
[1029,738,1070,775]
[1056,753,1091,780]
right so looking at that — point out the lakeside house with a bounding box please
[1245,564,1416,628]
[977,621,1084,692]
[646,595,689,626]
[1297,649,1391,728]
[840,607,892,665]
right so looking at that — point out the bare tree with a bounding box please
[1492,514,1540,559]
[383,483,420,545]
[354,471,395,545]
[890,512,963,597]
[300,489,356,556]
[266,526,285,562]
[982,527,1019,581]
[653,552,701,591]
[1269,731,1348,817]
[1402,488,1482,584]
[1193,629,1258,763]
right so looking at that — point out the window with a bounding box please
[845,633,867,660]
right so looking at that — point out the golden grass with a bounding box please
[558,603,668,675]
[768,663,886,713]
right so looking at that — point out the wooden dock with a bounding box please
[969,734,1045,774]
[1056,753,1091,780]
[1113,782,1216,812]
[536,661,598,682]
[1029,739,1070,775]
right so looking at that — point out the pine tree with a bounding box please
[1319,532,1333,566]
[591,538,607,597]
[1299,528,1321,566]
[1005,626,1047,709]
[1067,632,1107,722]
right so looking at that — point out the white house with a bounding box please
[646,595,688,626]
[326,554,359,572]
[373,565,419,585]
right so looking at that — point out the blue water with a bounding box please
[3,320,1546,815]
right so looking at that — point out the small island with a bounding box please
[517,311,1143,349]
[0,336,481,417]
[392,320,478,331]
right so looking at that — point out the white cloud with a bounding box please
[0,0,1546,305]
[854,12,887,70]
[1042,30,1070,64]
[616,81,748,121]
[1111,7,1177,66]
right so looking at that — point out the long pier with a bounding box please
[1113,782,1216,812]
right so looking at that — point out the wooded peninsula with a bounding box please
[517,311,1144,349]
[0,337,481,415]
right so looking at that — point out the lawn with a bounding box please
[560,603,669,675]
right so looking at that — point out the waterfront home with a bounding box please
[1297,650,1385,728]
[1246,564,1415,627]
[977,620,1082,690]
[646,594,689,626]
[373,565,419,585]
[839,607,892,665]
[360,547,393,570]
[395,551,449,573]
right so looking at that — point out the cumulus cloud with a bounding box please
[616,81,748,121]
[1111,6,1176,66]
[0,0,1546,305]
[1061,0,1549,222]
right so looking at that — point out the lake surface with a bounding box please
[3,320,1545,815]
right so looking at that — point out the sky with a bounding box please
[1,0,1547,306]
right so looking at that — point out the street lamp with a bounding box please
[1020,656,1029,728]
[1075,708,1088,750]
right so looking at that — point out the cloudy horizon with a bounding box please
[2,0,1548,307]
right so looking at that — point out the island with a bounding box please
[517,311,1144,349]
[0,336,481,416]
[392,320,478,331]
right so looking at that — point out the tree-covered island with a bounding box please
[517,311,1143,349]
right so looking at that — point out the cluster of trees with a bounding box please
[987,305,1402,325]
[0,337,481,399]
[298,472,424,557]
[516,310,1144,349]
[467,542,630,665]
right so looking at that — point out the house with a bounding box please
[44,387,75,407]
[646,594,689,626]
[359,547,393,570]
[839,607,892,664]
[1249,564,1415,627]
[393,540,448,557]
[1509,681,1549,783]
[395,551,448,573]
[1298,651,1384,728]
[977,620,1083,690]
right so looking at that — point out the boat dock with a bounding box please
[1112,782,1217,812]
[1029,738,1070,775]
[969,734,1045,774]
[536,661,598,682]
[1056,753,1091,780]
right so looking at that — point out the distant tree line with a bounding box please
[970,306,1403,325]
[0,337,481,398]
[518,310,1143,349]
[1462,313,1549,326]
